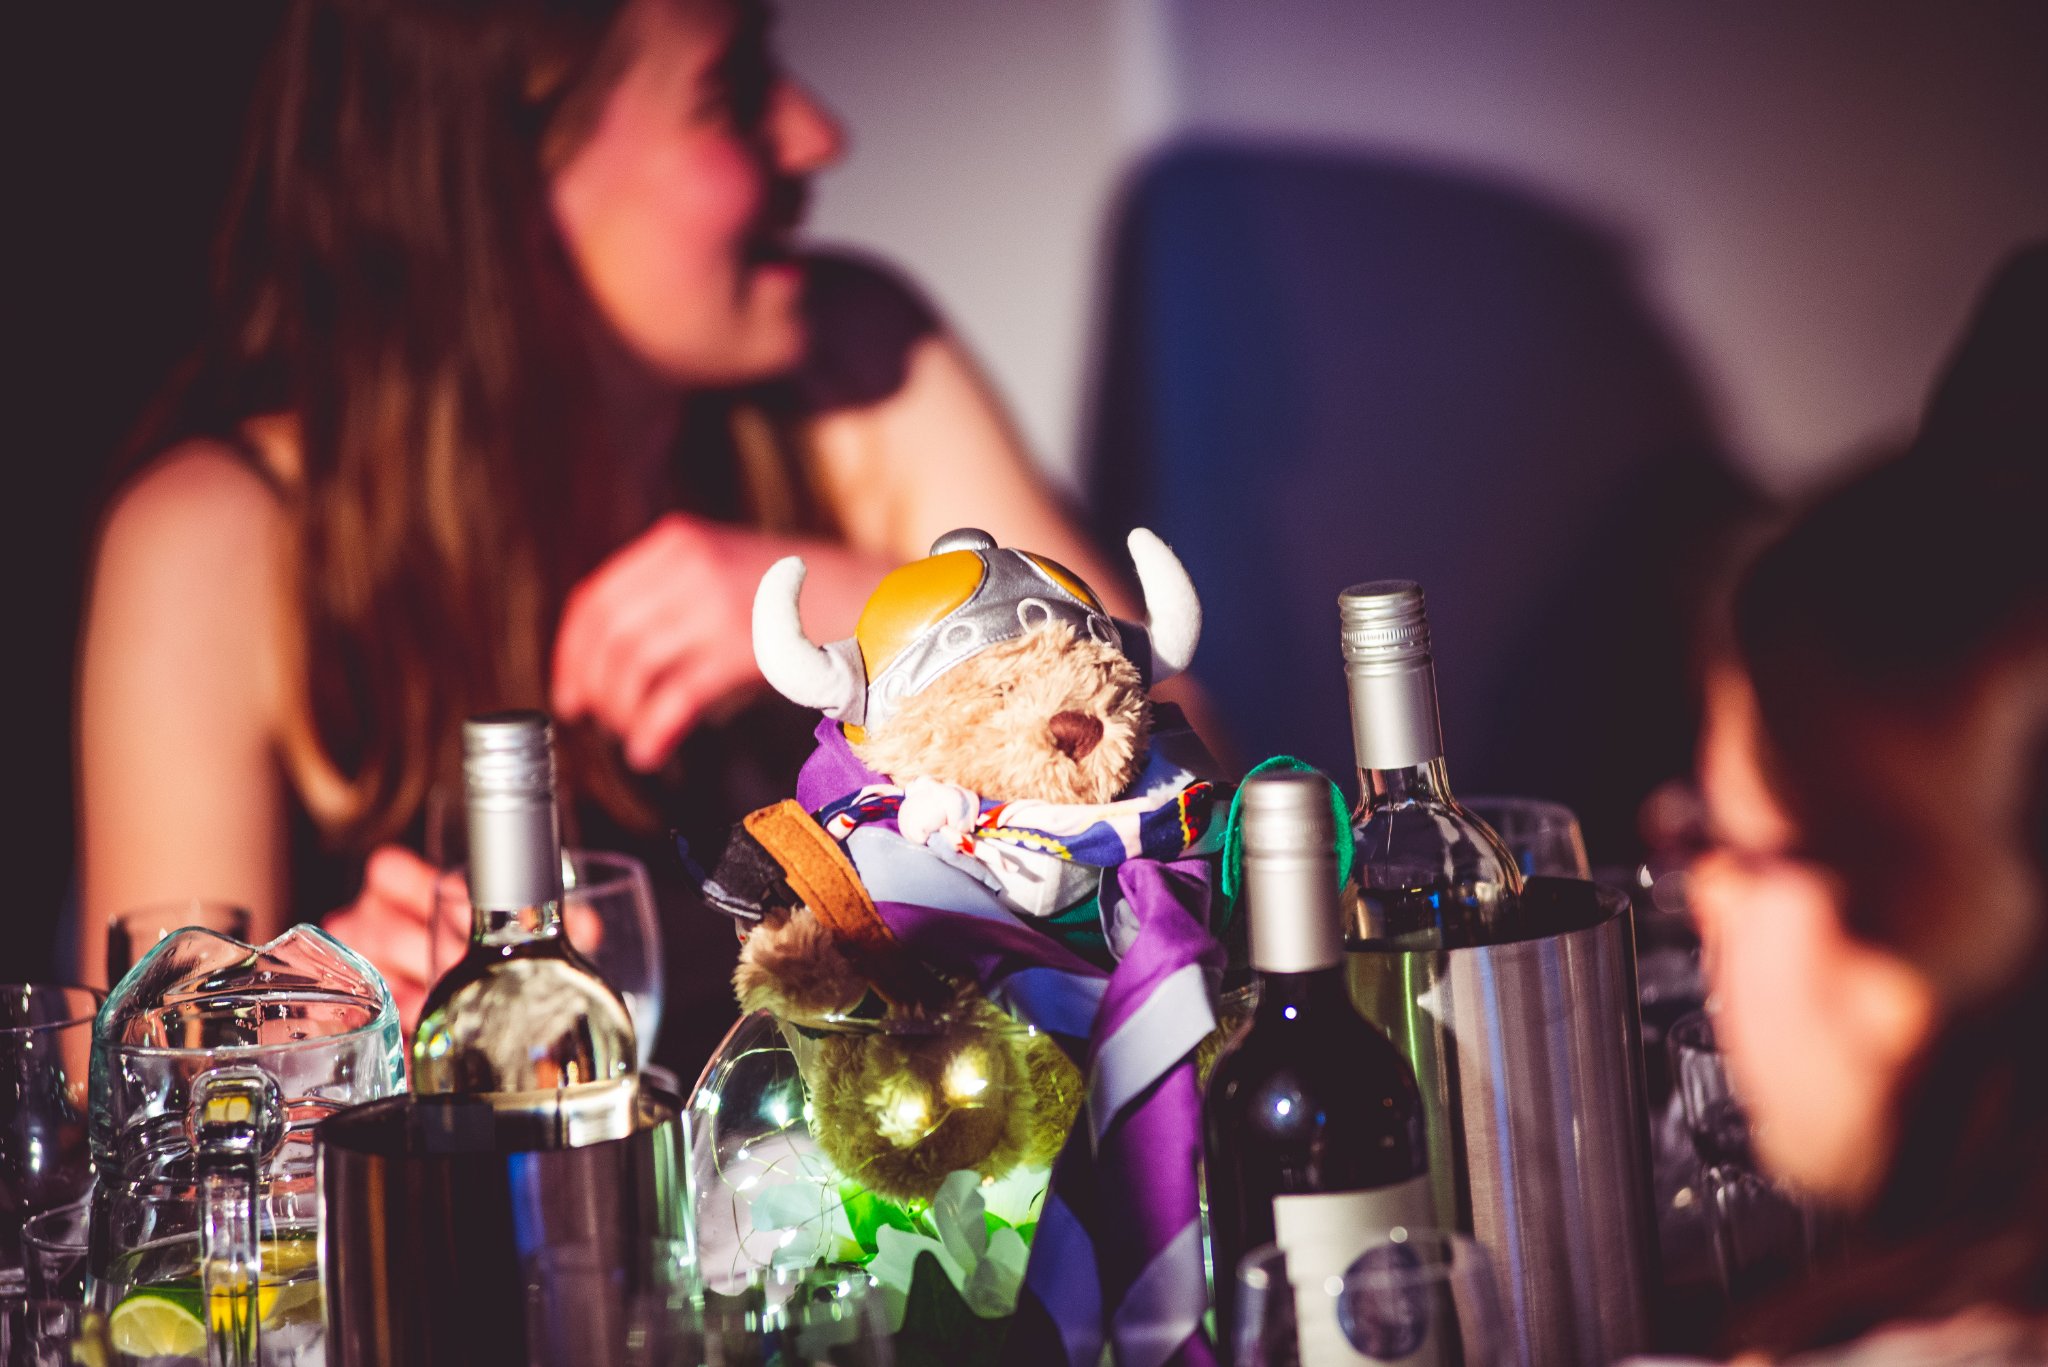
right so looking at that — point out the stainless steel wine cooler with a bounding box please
[318,1085,690,1366]
[1350,877,1658,1367]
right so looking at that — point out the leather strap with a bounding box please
[741,800,945,1009]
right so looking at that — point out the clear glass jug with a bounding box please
[86,925,405,1366]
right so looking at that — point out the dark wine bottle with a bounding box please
[1204,771,1433,1364]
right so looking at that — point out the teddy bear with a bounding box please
[701,526,1209,1203]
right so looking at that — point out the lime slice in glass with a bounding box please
[260,1235,319,1279]
[110,1291,208,1358]
[261,1277,323,1328]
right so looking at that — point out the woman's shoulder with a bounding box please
[790,248,942,414]
[80,434,296,783]
[91,433,294,631]
[99,437,284,561]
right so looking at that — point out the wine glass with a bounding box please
[433,850,664,1068]
[1667,1010,1822,1301]
[105,898,252,986]
[1461,796,1591,879]
[1667,1011,1749,1167]
[562,851,665,1065]
[1234,1230,1508,1367]
[423,777,468,872]
[0,985,100,1297]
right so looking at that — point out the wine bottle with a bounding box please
[411,711,638,1145]
[1338,581,1521,950]
[1205,771,1433,1364]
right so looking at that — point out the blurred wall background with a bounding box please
[781,0,2048,496]
[780,0,2046,854]
[13,2,2046,955]
[15,5,281,971]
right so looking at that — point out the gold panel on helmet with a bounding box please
[1022,553,1107,613]
[855,550,987,680]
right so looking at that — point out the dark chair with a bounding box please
[1086,139,1750,858]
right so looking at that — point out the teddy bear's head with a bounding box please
[853,623,1144,804]
[753,527,1200,805]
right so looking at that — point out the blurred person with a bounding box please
[75,0,1140,1071]
[1674,248,2048,1362]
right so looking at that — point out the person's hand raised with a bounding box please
[552,513,884,771]
[323,845,465,1031]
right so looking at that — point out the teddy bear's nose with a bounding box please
[1049,710,1103,761]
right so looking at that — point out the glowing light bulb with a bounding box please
[942,1054,990,1102]
[872,1079,935,1147]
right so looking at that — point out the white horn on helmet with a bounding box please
[752,557,868,722]
[1127,528,1201,683]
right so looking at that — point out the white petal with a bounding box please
[873,1223,963,1293]
[932,1169,990,1264]
[965,1228,1032,1318]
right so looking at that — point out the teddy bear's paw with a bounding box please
[733,906,870,1020]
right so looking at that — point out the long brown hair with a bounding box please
[1726,447,2048,1350]
[138,0,798,847]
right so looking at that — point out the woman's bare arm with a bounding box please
[76,443,290,985]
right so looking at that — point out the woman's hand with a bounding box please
[552,513,888,771]
[323,846,465,1031]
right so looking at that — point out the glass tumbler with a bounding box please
[1,1296,113,1366]
[105,899,252,988]
[23,1196,91,1302]
[1,985,100,1294]
[1234,1230,1509,1367]
[629,1262,894,1367]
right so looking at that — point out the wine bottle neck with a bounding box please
[1251,965,1357,1028]
[471,901,566,947]
[1247,861,1343,973]
[1345,656,1445,774]
[468,799,564,926]
[1357,756,1455,809]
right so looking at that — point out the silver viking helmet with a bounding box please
[753,528,1201,731]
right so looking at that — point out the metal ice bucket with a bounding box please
[1350,877,1656,1367]
[316,1086,690,1367]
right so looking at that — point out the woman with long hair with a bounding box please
[1678,246,2048,1361]
[76,0,1140,1070]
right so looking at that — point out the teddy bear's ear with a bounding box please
[1128,528,1201,683]
[753,557,868,721]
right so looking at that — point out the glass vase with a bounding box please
[688,1002,1082,1361]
